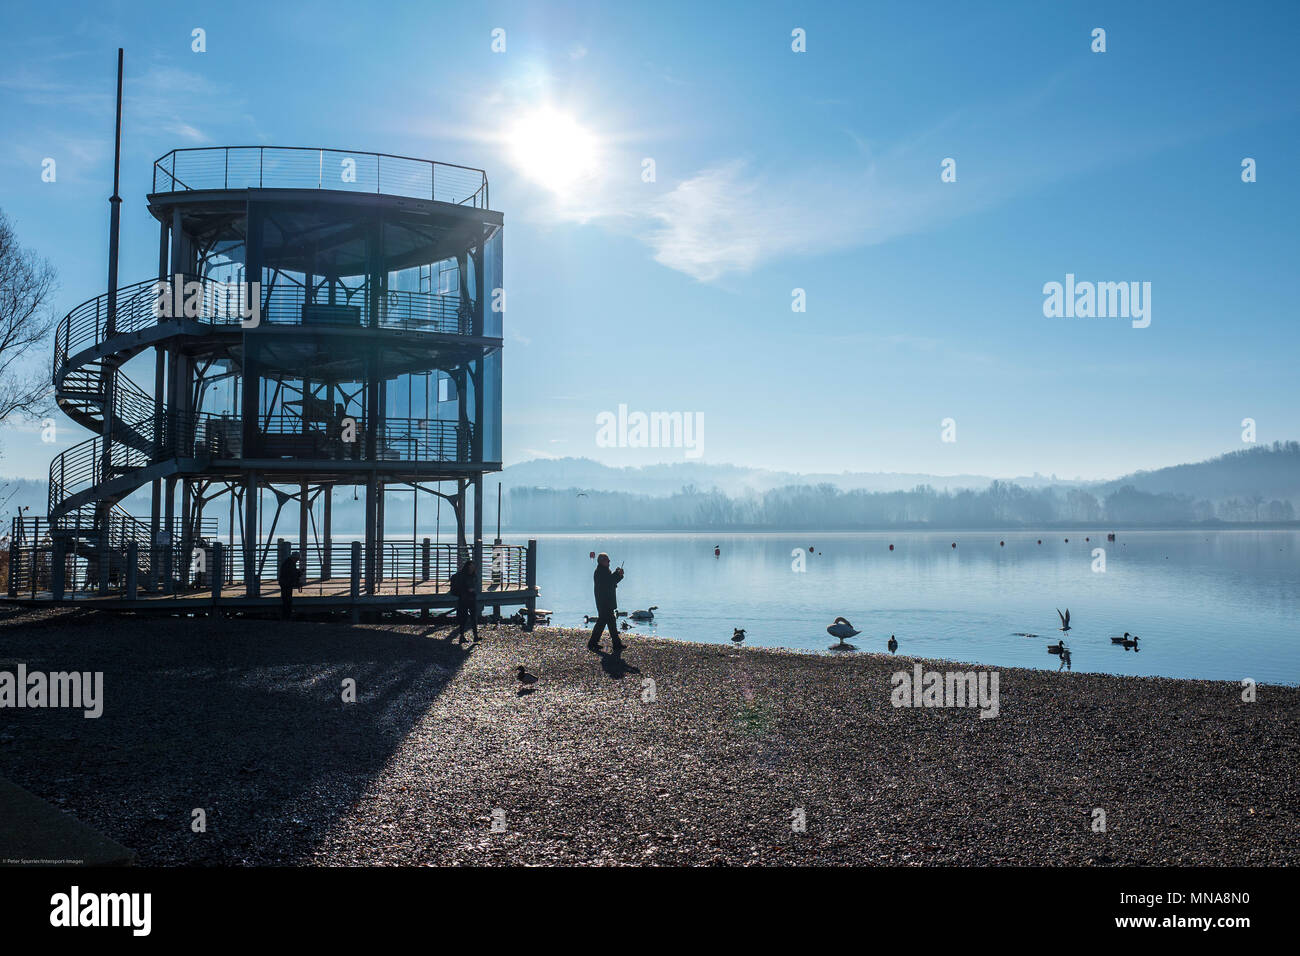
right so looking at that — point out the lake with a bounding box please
[495,530,1299,685]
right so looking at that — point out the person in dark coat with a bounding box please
[278,551,301,620]
[588,552,625,651]
[450,559,478,644]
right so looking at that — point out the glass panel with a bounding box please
[483,227,503,337]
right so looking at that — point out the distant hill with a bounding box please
[496,457,1079,498]
[3,442,1296,534]
[1097,441,1300,502]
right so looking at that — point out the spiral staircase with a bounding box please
[47,276,233,589]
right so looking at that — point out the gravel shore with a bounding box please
[1,605,1295,866]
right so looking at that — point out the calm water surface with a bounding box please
[496,531,1299,685]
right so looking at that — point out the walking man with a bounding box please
[450,558,479,644]
[588,552,625,651]
[278,551,301,620]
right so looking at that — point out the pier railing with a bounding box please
[8,535,532,601]
[153,147,490,208]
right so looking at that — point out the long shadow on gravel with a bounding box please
[594,645,641,681]
[0,608,469,865]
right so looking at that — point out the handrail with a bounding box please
[152,146,490,208]
[54,275,477,387]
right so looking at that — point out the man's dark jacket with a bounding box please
[593,564,622,612]
[451,567,475,603]
[277,557,299,590]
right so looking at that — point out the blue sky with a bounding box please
[1,0,1297,482]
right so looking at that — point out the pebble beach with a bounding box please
[1,605,1296,866]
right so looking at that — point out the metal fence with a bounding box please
[9,535,531,600]
[153,147,490,208]
[55,275,477,388]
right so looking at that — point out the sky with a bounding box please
[0,0,1297,483]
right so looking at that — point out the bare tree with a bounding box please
[0,208,57,425]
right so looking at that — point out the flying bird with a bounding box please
[1057,608,1072,632]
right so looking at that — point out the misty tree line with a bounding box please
[506,480,1296,530]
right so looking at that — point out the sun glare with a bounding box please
[506,106,602,194]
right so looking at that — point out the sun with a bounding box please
[506,106,602,194]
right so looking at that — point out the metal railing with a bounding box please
[48,407,476,522]
[152,147,490,208]
[55,275,477,388]
[9,535,530,599]
[8,514,217,597]
[53,275,242,382]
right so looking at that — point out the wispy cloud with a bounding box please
[487,68,1231,283]
[0,57,243,169]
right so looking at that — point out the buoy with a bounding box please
[1064,538,1069,543]
[999,541,1004,547]
[951,542,956,549]
[1037,539,1042,545]
[1085,537,1089,542]
[589,551,596,559]
[889,544,894,551]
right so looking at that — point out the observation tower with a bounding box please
[8,144,535,621]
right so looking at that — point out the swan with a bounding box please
[1057,608,1072,632]
[628,606,658,621]
[826,617,861,643]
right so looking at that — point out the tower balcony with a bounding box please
[152,146,489,207]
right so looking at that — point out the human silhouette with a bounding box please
[588,552,624,651]
[277,551,301,620]
[450,559,479,644]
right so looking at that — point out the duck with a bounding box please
[620,620,631,631]
[628,606,658,621]
[1110,631,1137,645]
[1120,633,1139,649]
[732,628,746,643]
[516,665,537,687]
[1047,641,1067,655]
[887,635,898,653]
[1056,608,1072,632]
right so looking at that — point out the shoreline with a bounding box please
[1,607,1296,866]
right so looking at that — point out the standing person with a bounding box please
[278,551,301,620]
[450,559,479,644]
[588,552,625,651]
